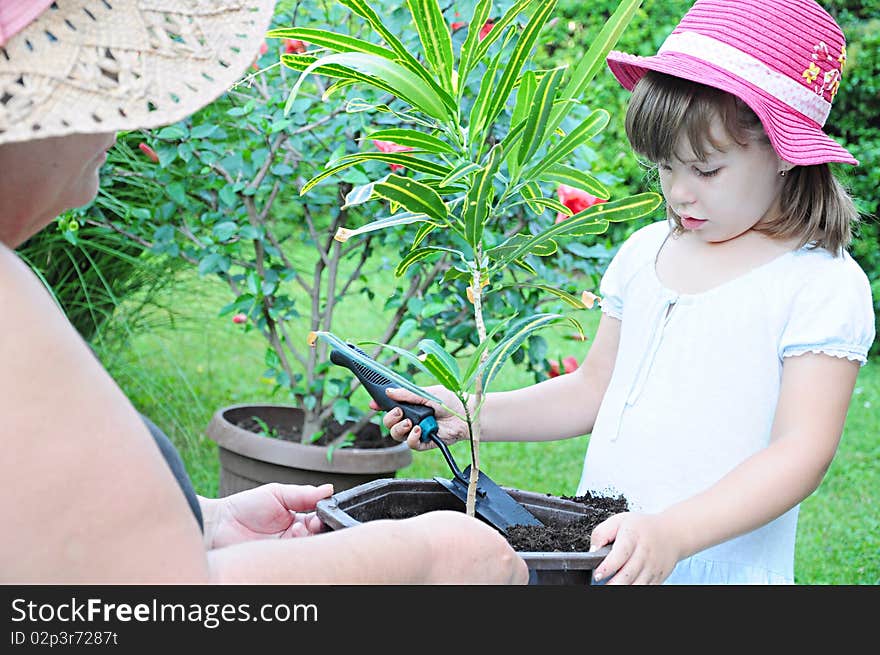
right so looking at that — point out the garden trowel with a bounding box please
[329,342,543,533]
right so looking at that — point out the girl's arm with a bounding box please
[590,352,861,584]
[480,312,621,442]
[379,312,621,446]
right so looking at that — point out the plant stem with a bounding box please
[467,248,488,517]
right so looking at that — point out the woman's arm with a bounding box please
[590,352,861,584]
[0,247,527,585]
[0,246,209,583]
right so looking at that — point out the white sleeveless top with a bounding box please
[577,220,875,584]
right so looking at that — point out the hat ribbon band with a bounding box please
[658,31,831,125]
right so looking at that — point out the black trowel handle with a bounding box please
[329,343,467,485]
[329,343,437,436]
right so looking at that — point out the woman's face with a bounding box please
[0,132,116,247]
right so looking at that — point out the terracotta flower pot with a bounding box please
[205,404,412,496]
[316,478,613,585]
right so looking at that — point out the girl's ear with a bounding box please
[777,158,795,176]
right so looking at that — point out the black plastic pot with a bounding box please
[316,478,611,585]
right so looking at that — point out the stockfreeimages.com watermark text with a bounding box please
[10,596,317,630]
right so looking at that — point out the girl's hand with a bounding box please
[588,512,682,585]
[369,386,469,451]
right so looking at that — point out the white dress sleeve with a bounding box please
[599,221,669,320]
[779,252,876,366]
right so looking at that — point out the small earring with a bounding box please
[779,170,787,177]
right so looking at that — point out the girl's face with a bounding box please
[657,115,788,244]
[0,132,116,247]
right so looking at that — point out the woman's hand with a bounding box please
[369,386,470,451]
[588,512,682,585]
[202,483,333,550]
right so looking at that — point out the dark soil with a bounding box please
[373,490,629,553]
[506,491,629,552]
[235,415,398,448]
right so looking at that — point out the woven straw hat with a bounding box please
[606,0,857,166]
[0,0,277,146]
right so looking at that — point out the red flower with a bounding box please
[451,11,466,31]
[284,39,306,54]
[138,142,159,163]
[548,356,579,378]
[479,20,494,41]
[373,139,414,173]
[555,184,606,223]
[252,40,269,70]
[232,313,247,325]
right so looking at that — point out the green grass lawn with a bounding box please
[99,262,879,585]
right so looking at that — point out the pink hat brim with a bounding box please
[0,0,55,47]
[606,50,858,166]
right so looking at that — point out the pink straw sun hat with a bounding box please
[606,0,857,166]
[0,0,277,146]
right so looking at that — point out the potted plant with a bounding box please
[279,0,662,581]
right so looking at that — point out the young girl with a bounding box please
[375,0,875,584]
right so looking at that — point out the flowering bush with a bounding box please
[79,2,440,446]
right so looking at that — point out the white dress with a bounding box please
[577,220,875,584]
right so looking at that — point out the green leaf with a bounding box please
[538,165,611,200]
[511,196,572,217]
[343,175,390,209]
[439,161,482,186]
[510,70,537,134]
[412,221,438,248]
[547,0,644,135]
[406,0,454,93]
[301,153,451,194]
[212,221,238,242]
[503,284,590,309]
[332,399,351,424]
[286,52,452,121]
[267,27,396,59]
[460,315,516,388]
[312,331,442,404]
[517,66,566,166]
[488,232,557,259]
[372,175,448,224]
[218,184,238,207]
[492,193,662,268]
[336,211,443,243]
[479,313,582,390]
[467,46,504,141]
[166,182,186,205]
[366,128,455,154]
[336,0,456,114]
[484,1,558,131]
[467,0,536,78]
[527,109,610,178]
[519,180,544,214]
[463,144,504,248]
[458,0,493,82]
[394,245,464,277]
[418,339,461,392]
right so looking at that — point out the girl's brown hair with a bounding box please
[624,71,858,255]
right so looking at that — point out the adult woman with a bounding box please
[0,0,526,584]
